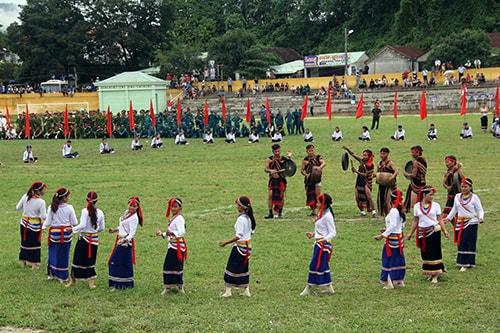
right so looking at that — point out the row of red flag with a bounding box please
[6,83,500,139]
[355,83,500,120]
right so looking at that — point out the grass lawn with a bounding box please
[0,114,499,333]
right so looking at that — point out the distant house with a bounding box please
[267,47,305,78]
[303,51,369,77]
[366,46,426,74]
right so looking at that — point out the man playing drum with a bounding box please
[376,148,398,216]
[300,145,326,216]
[264,144,293,219]
[403,145,427,212]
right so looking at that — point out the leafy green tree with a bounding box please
[7,0,87,82]
[82,0,173,68]
[425,29,491,68]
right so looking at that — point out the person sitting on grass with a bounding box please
[460,123,473,139]
[391,125,405,141]
[359,126,371,141]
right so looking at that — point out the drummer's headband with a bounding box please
[461,178,473,187]
[166,197,182,217]
[445,156,456,162]
[411,148,422,153]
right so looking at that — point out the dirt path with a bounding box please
[0,327,44,333]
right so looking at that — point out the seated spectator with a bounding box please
[303,128,314,142]
[203,130,214,144]
[151,133,163,148]
[271,129,282,142]
[23,145,38,163]
[331,127,343,141]
[62,140,79,158]
[359,126,371,141]
[175,129,189,145]
[460,123,473,139]
[225,130,236,144]
[490,118,500,138]
[100,138,114,154]
[248,130,259,143]
[131,135,144,150]
[427,124,438,140]
[391,125,405,141]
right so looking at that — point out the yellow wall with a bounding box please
[1,67,498,114]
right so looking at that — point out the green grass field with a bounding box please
[1,114,499,333]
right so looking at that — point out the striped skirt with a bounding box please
[163,242,186,288]
[19,217,42,265]
[224,242,252,288]
[307,241,333,287]
[108,245,134,289]
[380,234,406,284]
[418,227,445,276]
[71,234,98,280]
[47,226,73,282]
[455,219,478,268]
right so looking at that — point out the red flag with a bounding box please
[129,100,135,131]
[176,98,182,126]
[495,83,499,117]
[355,92,364,119]
[203,99,209,126]
[150,99,156,127]
[460,84,467,116]
[419,91,427,120]
[265,96,271,124]
[326,89,332,121]
[300,94,308,121]
[63,104,69,138]
[25,104,31,139]
[106,105,113,138]
[246,97,251,123]
[5,103,11,129]
[393,91,398,119]
[221,96,227,124]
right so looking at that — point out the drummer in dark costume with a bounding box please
[264,144,293,219]
[67,191,105,289]
[374,189,406,289]
[155,198,187,294]
[301,144,326,216]
[300,193,336,295]
[403,145,427,213]
[42,188,78,282]
[406,185,449,283]
[442,155,465,222]
[343,146,377,217]
[219,196,256,297]
[108,196,143,290]
[16,181,48,270]
[444,178,484,271]
[376,148,398,216]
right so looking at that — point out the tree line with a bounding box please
[0,0,499,85]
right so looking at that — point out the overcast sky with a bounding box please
[0,1,24,31]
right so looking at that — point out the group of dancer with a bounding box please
[15,181,257,296]
[340,144,484,288]
[15,141,485,296]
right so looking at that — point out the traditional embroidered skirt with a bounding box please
[71,234,98,280]
[417,227,445,276]
[455,219,478,268]
[224,242,252,288]
[163,239,187,288]
[47,226,73,282]
[19,217,42,265]
[355,177,369,211]
[380,234,406,284]
[305,182,317,207]
[307,242,333,287]
[269,178,286,212]
[377,185,393,216]
[108,245,134,289]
